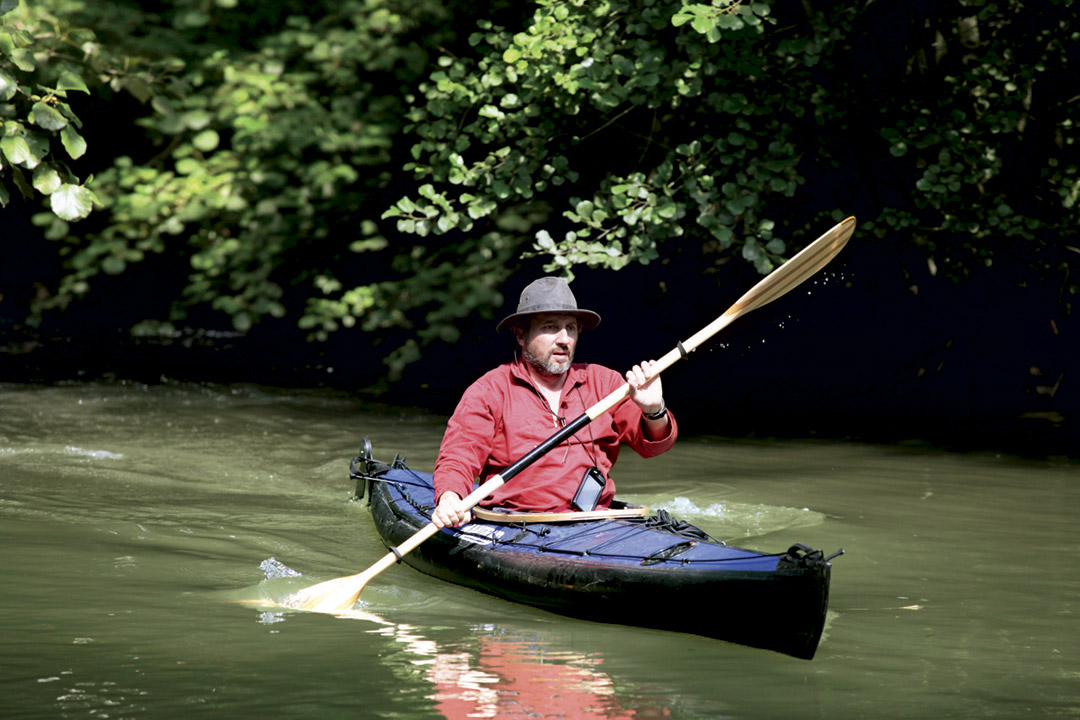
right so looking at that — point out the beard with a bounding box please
[523,346,572,377]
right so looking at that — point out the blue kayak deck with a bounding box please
[374,466,789,573]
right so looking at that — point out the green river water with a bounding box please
[1,381,1077,719]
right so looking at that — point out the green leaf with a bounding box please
[741,239,761,261]
[232,312,253,333]
[691,17,714,35]
[765,238,786,254]
[175,157,200,175]
[24,133,49,167]
[60,126,87,159]
[56,71,90,94]
[193,129,220,152]
[101,256,126,274]
[123,77,153,104]
[0,136,32,167]
[183,110,213,130]
[725,196,748,215]
[49,183,97,221]
[0,68,16,102]
[31,102,68,131]
[717,14,744,30]
[753,255,775,274]
[11,163,32,198]
[32,165,62,194]
[10,48,34,72]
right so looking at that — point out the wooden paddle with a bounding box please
[280,216,856,613]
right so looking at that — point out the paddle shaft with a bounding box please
[283,216,855,611]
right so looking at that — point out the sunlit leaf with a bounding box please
[193,129,220,152]
[183,110,213,130]
[0,136,33,167]
[31,102,69,131]
[50,183,97,221]
[0,68,16,101]
[32,165,62,194]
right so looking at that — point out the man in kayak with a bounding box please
[431,276,677,527]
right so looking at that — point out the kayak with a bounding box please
[351,440,839,660]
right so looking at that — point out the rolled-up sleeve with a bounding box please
[611,394,678,458]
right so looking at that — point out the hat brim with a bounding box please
[496,309,601,333]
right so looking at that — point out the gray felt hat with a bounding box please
[496,277,602,333]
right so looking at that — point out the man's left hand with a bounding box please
[626,360,664,416]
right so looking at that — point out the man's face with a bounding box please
[517,313,580,377]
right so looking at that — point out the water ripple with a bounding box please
[64,446,124,460]
[259,557,303,579]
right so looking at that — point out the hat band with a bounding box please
[515,303,582,314]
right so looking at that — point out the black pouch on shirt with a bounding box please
[572,466,606,512]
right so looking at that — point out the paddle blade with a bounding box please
[671,216,855,361]
[277,525,441,614]
[724,216,855,320]
[279,571,370,613]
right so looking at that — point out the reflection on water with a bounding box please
[243,557,670,718]
[1,381,1078,719]
[378,622,670,720]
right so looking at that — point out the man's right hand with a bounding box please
[431,491,471,528]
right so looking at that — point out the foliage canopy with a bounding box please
[1,0,1077,379]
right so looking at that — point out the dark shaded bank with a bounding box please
[2,232,1074,461]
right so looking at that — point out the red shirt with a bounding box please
[433,354,678,512]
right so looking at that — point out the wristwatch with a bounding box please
[643,400,667,420]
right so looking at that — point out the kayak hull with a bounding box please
[357,449,834,659]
